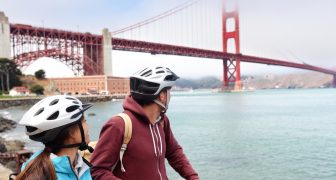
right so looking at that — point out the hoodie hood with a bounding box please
[123,95,152,123]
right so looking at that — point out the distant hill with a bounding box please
[175,76,222,89]
[175,72,334,90]
[245,72,333,89]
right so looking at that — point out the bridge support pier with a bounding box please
[102,28,112,76]
[222,2,241,91]
[0,12,10,59]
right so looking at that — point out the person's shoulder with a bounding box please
[101,114,126,133]
[30,150,44,159]
[105,114,125,126]
[25,150,43,163]
[21,150,43,170]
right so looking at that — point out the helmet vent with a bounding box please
[66,105,79,113]
[72,101,79,104]
[66,97,76,101]
[26,126,38,133]
[141,70,152,77]
[47,111,59,120]
[49,99,59,106]
[138,68,148,74]
[71,112,82,119]
[156,70,164,74]
[34,108,44,116]
[164,75,175,81]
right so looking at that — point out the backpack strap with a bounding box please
[116,113,132,172]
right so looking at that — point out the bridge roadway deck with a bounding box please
[112,38,336,75]
[10,24,336,76]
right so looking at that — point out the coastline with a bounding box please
[0,116,25,177]
[0,94,126,109]
[0,94,127,147]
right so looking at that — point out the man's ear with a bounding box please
[158,90,166,101]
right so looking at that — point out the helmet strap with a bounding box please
[77,121,94,153]
[153,99,167,113]
[166,89,171,110]
[153,89,171,113]
[46,120,94,153]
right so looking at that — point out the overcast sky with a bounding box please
[1,0,335,78]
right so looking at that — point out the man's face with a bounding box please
[158,89,171,111]
[166,89,171,106]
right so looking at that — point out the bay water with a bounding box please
[1,89,336,179]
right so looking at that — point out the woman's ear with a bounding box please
[68,126,80,141]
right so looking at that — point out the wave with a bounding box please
[0,111,13,121]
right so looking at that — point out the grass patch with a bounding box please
[0,95,28,99]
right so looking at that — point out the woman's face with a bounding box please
[71,117,90,144]
[81,117,90,144]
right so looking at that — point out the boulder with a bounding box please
[5,160,16,172]
[4,140,25,152]
[0,116,17,133]
[0,137,7,153]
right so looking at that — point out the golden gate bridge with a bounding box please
[1,0,335,89]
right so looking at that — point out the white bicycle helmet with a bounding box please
[19,95,92,144]
[130,66,179,101]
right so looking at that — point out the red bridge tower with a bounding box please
[222,2,241,90]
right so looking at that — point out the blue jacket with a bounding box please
[22,150,92,180]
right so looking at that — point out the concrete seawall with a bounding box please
[0,95,126,109]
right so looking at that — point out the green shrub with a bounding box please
[30,84,44,95]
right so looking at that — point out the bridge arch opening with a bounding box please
[24,57,76,77]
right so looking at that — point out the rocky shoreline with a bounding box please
[0,94,126,109]
[0,116,26,173]
[0,116,17,134]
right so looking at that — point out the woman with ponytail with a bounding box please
[16,95,94,180]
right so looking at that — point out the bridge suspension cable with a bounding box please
[112,0,222,51]
[112,0,200,35]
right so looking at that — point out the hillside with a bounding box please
[175,72,334,90]
[245,72,333,89]
[20,75,57,95]
[175,76,222,89]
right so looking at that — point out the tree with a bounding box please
[0,58,22,93]
[34,69,46,79]
[30,84,44,95]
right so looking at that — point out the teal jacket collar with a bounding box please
[22,150,92,180]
